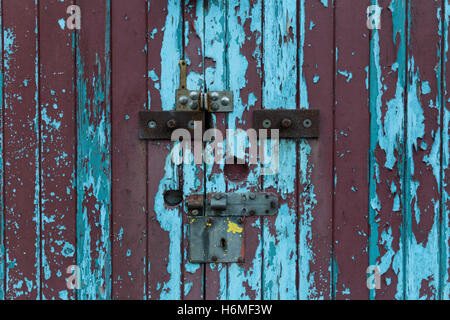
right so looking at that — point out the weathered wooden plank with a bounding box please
[0,0,4,300]
[111,0,147,299]
[444,0,450,301]
[203,0,228,300]
[225,0,263,300]
[334,0,370,299]
[40,0,77,300]
[147,0,184,300]
[299,0,334,299]
[76,0,111,300]
[182,0,205,300]
[368,0,406,300]
[262,0,298,300]
[3,0,40,299]
[405,0,442,300]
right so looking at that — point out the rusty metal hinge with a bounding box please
[186,192,278,264]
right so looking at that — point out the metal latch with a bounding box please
[186,192,278,263]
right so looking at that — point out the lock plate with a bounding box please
[139,110,205,140]
[189,216,244,263]
[253,109,320,138]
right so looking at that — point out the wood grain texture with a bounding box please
[333,0,370,300]
[76,0,111,300]
[40,0,77,300]
[405,0,442,300]
[111,0,147,299]
[368,0,406,300]
[3,0,40,299]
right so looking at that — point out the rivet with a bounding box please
[148,120,157,129]
[281,118,292,128]
[303,119,312,128]
[178,96,188,105]
[188,120,195,129]
[166,119,177,129]
[221,97,230,106]
[262,119,272,129]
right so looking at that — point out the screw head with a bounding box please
[281,118,292,128]
[211,102,220,111]
[148,120,157,129]
[188,101,199,110]
[262,119,272,129]
[303,119,312,128]
[166,119,177,129]
[190,91,200,101]
[210,92,220,101]
[221,97,230,106]
[178,96,189,105]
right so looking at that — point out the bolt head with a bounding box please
[281,118,292,128]
[211,102,220,111]
[262,119,272,129]
[189,91,200,101]
[210,92,220,101]
[221,97,230,106]
[148,120,157,129]
[188,101,199,110]
[166,119,177,129]
[303,119,312,128]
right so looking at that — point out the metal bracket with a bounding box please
[186,192,278,263]
[139,110,205,140]
[253,109,320,138]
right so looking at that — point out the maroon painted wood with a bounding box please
[301,0,334,299]
[111,0,147,299]
[40,0,77,300]
[334,0,371,300]
[3,0,40,299]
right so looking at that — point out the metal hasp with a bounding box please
[186,192,278,263]
[253,109,320,138]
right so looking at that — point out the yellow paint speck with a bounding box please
[227,221,243,234]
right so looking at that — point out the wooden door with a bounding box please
[0,0,448,300]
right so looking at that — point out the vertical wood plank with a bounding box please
[0,0,4,300]
[40,0,77,300]
[204,0,228,300]
[147,0,184,300]
[3,0,40,299]
[368,0,406,300]
[444,0,450,301]
[262,0,298,300]
[334,0,370,299]
[405,0,442,300]
[76,0,112,300]
[182,0,205,300]
[299,0,334,299]
[111,0,147,299]
[225,0,263,300]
